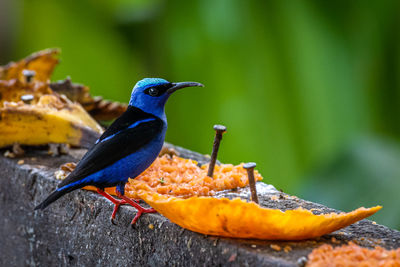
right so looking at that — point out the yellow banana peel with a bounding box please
[0,48,59,82]
[1,48,126,123]
[0,49,104,149]
[0,78,103,149]
[0,98,102,148]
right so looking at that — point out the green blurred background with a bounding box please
[1,0,399,229]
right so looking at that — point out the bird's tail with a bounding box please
[34,187,76,210]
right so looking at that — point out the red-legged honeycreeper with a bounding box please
[35,78,204,225]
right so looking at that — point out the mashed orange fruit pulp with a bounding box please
[307,242,400,267]
[84,154,263,199]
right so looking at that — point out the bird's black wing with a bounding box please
[97,105,158,143]
[58,107,163,188]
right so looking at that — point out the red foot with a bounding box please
[117,192,157,225]
[97,188,156,225]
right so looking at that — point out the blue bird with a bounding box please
[35,78,203,224]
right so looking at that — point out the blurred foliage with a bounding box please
[1,0,399,228]
[300,137,400,229]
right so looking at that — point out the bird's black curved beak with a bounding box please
[167,81,204,94]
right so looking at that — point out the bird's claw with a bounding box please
[97,188,155,225]
[130,207,157,225]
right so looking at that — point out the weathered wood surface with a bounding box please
[1,144,399,266]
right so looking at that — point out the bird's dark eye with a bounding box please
[148,87,159,96]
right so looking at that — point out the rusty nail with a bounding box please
[243,162,259,204]
[21,94,34,104]
[207,124,227,178]
[22,69,36,83]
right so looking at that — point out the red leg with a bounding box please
[117,192,157,225]
[97,188,128,224]
[96,188,150,225]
